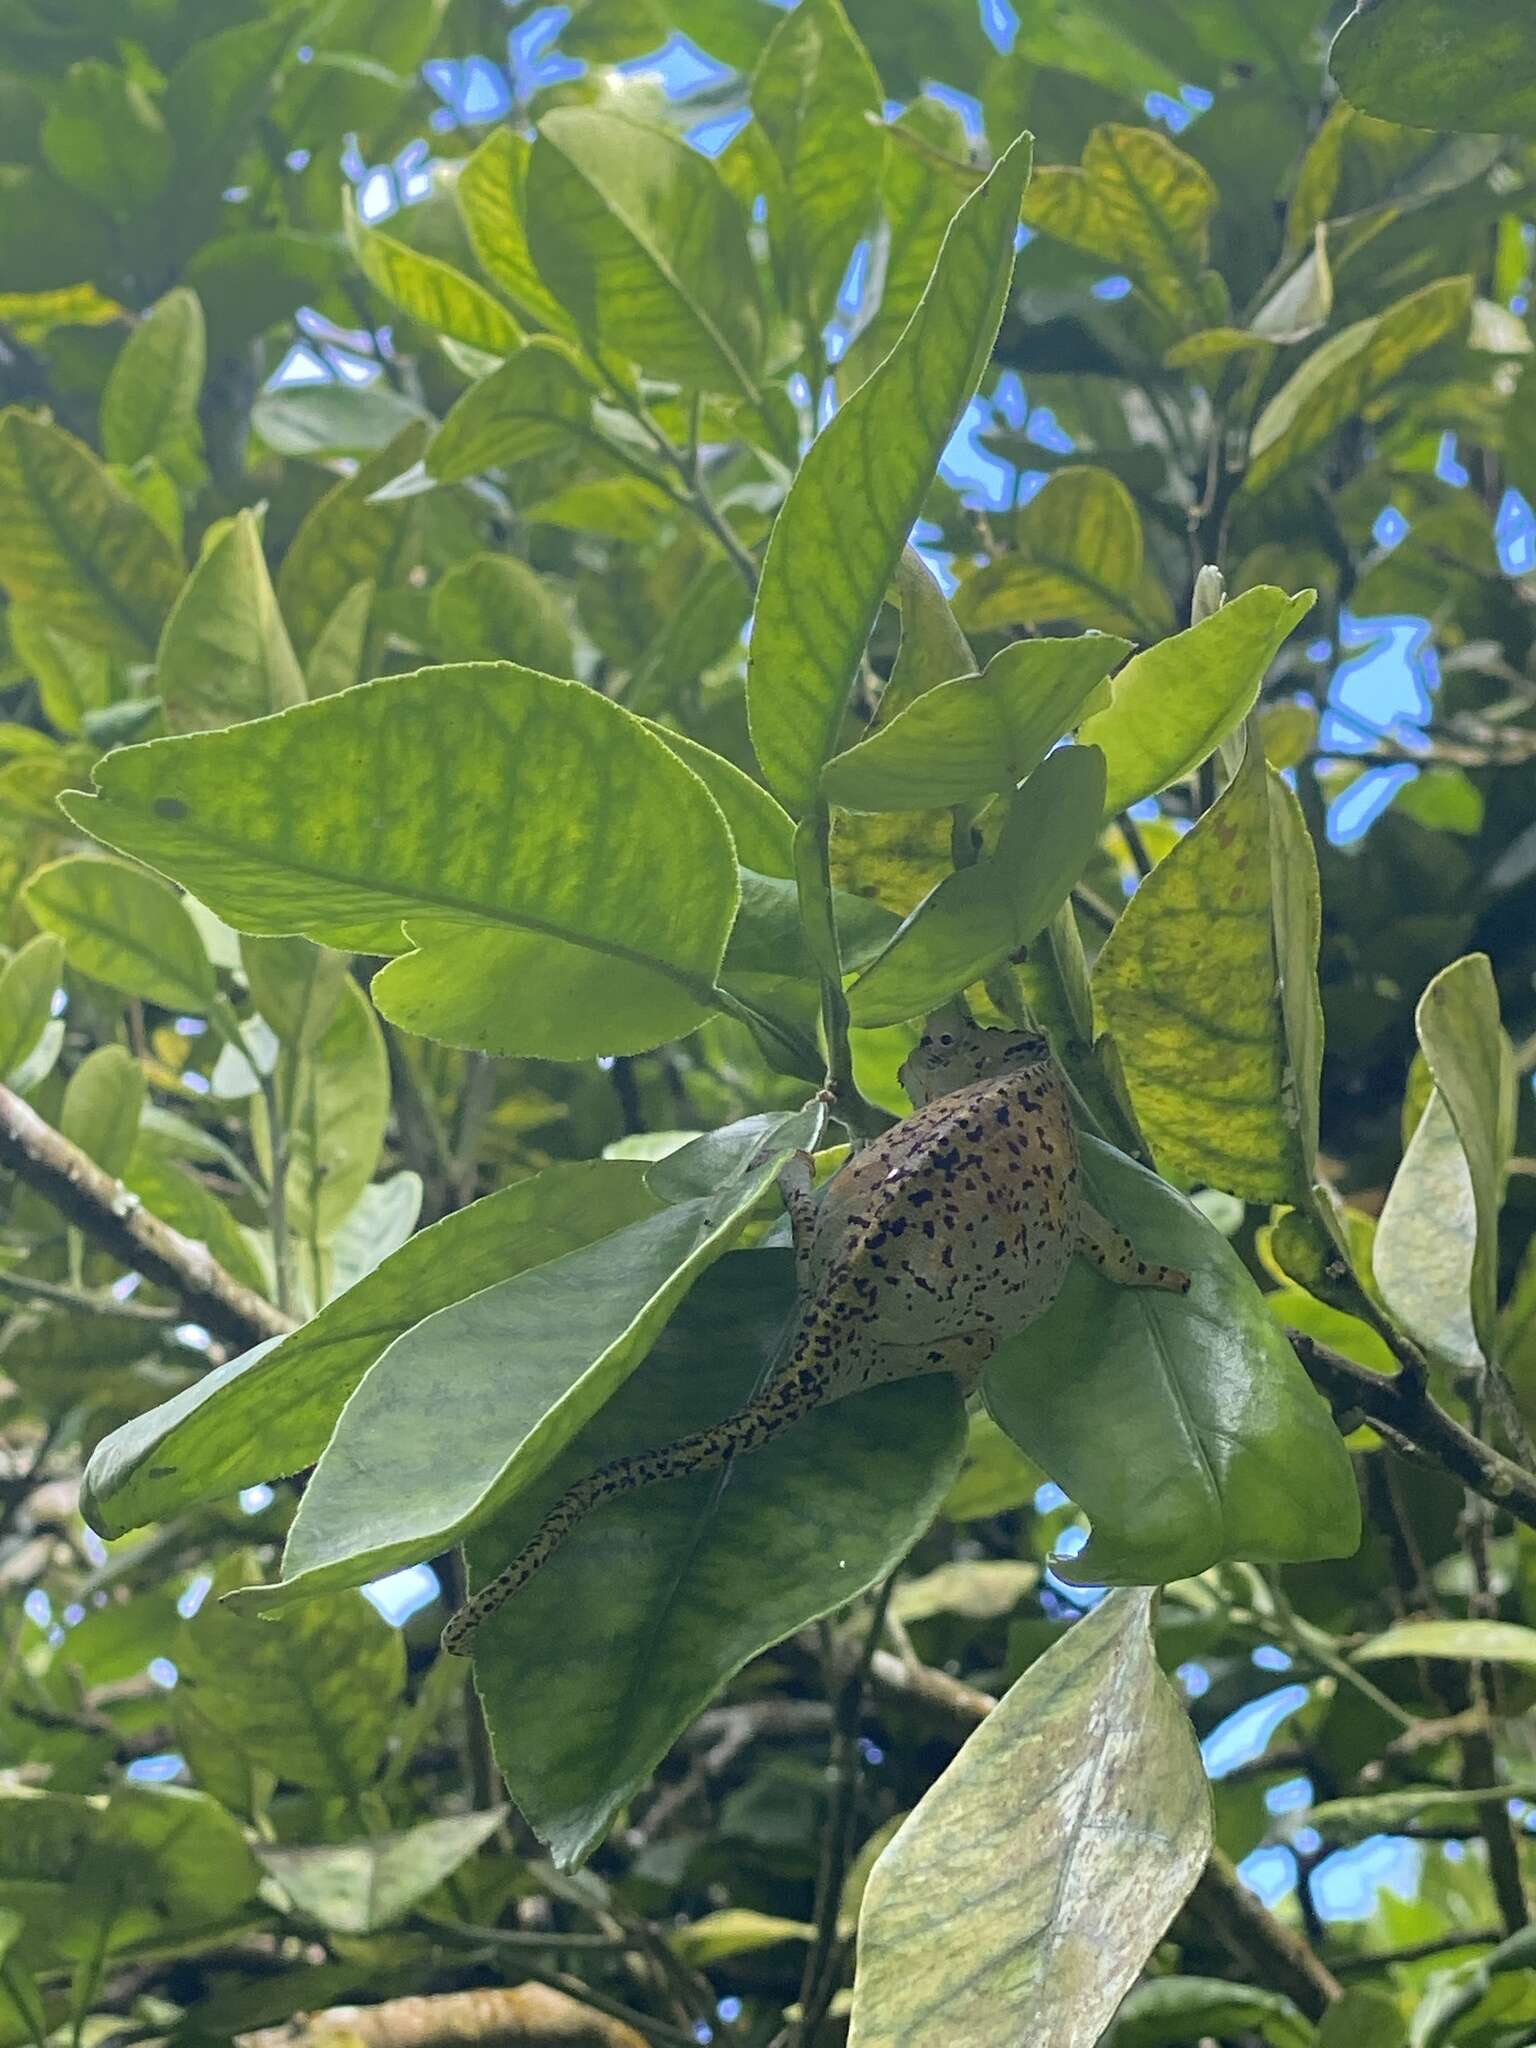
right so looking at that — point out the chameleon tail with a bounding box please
[441,1356,818,1657]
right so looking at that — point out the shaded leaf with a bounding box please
[276,424,427,659]
[156,510,305,734]
[425,339,602,483]
[24,857,216,1013]
[99,288,205,482]
[1354,1619,1536,1670]
[0,934,64,1087]
[456,126,578,337]
[59,1046,144,1179]
[1110,1977,1313,2048]
[748,133,1033,811]
[305,581,375,699]
[986,1138,1360,1583]
[1244,277,1473,495]
[955,468,1168,640]
[252,385,424,462]
[850,1590,1210,2047]
[257,1812,504,1934]
[430,554,575,676]
[41,60,171,219]
[177,1577,403,1800]
[62,667,738,1060]
[1330,0,1536,136]
[0,411,183,658]
[469,1252,966,1868]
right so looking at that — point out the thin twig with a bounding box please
[0,1083,293,1350]
[1289,1331,1536,1536]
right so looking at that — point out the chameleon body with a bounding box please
[441,1022,1188,1655]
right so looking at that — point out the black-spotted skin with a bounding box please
[441,1023,1189,1655]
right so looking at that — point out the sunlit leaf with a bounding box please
[156,510,305,734]
[955,468,1169,641]
[24,856,217,1013]
[748,133,1032,811]
[850,1591,1210,2047]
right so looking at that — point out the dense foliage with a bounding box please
[1,0,1535,2042]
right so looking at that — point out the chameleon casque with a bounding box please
[441,1018,1189,1654]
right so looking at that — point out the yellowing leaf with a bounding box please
[349,198,522,357]
[0,410,183,657]
[1020,123,1224,332]
[1244,275,1473,495]
[955,468,1170,641]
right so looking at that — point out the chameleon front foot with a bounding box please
[1075,1201,1191,1295]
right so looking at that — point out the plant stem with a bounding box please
[0,1083,292,1348]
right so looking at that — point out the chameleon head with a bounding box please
[899,1011,1053,1107]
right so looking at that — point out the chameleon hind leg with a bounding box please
[439,1324,987,1655]
[1075,1200,1190,1294]
[778,1151,817,1290]
[442,1370,837,1656]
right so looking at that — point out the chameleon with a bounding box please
[441,1018,1189,1655]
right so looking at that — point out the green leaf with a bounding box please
[751,0,884,329]
[846,744,1105,1028]
[161,8,306,255]
[1330,0,1536,137]
[1094,737,1319,1203]
[176,1580,403,1800]
[24,857,216,1014]
[0,411,183,658]
[241,936,349,1053]
[261,979,387,1279]
[269,0,445,149]
[1019,123,1222,332]
[1306,1784,1536,1847]
[0,1785,260,1962]
[248,1110,818,1608]
[671,1910,813,1969]
[986,1138,1360,1583]
[59,1046,144,1179]
[126,1140,271,1296]
[456,126,580,338]
[1314,1990,1404,2048]
[82,1161,657,1539]
[824,635,1131,812]
[839,99,975,395]
[954,468,1168,641]
[41,60,171,219]
[527,107,763,397]
[304,582,374,699]
[252,384,425,461]
[1412,954,1515,1359]
[1079,586,1316,815]
[1110,1977,1314,2048]
[6,607,114,735]
[748,132,1033,811]
[257,1811,504,1934]
[849,1590,1210,2048]
[878,544,976,726]
[156,510,305,734]
[348,198,522,357]
[186,230,347,358]
[1375,1090,1480,1372]
[430,554,574,676]
[425,339,602,484]
[647,727,795,875]
[99,288,206,483]
[63,666,738,1058]
[469,1251,966,1868]
[276,424,427,659]
[1243,277,1473,496]
[1353,1619,1536,1670]
[0,935,64,1087]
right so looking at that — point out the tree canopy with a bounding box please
[0,1,1535,2044]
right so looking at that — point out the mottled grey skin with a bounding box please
[442,1021,1188,1654]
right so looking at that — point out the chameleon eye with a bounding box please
[937,1034,953,1047]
